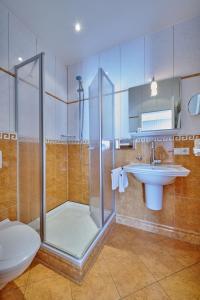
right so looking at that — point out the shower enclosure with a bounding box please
[15,53,115,263]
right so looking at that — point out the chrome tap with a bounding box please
[150,141,161,165]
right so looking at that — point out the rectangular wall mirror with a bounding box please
[128,77,181,133]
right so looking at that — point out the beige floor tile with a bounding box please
[109,224,164,244]
[160,262,200,300]
[4,266,30,291]
[131,228,165,243]
[3,224,200,300]
[135,242,184,280]
[158,238,200,267]
[0,285,26,300]
[70,255,120,300]
[102,245,156,298]
[123,283,170,300]
[27,259,57,284]
[25,272,72,300]
[106,224,165,255]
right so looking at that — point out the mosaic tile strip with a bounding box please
[45,139,89,144]
[18,136,40,143]
[0,132,17,140]
[135,134,200,143]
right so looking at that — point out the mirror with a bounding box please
[128,77,181,133]
[188,93,200,116]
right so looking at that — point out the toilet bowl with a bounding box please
[0,219,41,289]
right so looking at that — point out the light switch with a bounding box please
[174,148,190,155]
[0,151,2,168]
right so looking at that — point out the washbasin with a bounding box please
[124,163,190,210]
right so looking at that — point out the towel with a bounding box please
[111,167,121,190]
[119,169,129,193]
[111,167,129,192]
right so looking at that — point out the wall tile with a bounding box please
[45,95,56,140]
[99,46,121,92]
[55,100,67,139]
[115,134,200,238]
[145,26,173,82]
[55,58,67,100]
[82,55,99,99]
[9,76,15,132]
[0,139,17,221]
[0,72,10,131]
[121,37,145,90]
[120,91,131,139]
[175,196,200,232]
[83,99,89,140]
[67,62,83,101]
[0,2,9,69]
[17,80,39,139]
[180,76,200,135]
[174,16,200,76]
[114,91,131,140]
[9,12,37,71]
[114,93,121,139]
[37,41,56,95]
[18,141,40,223]
[46,143,68,212]
[68,144,89,204]
[67,102,79,139]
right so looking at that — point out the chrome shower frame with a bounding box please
[15,57,115,268]
[15,52,46,242]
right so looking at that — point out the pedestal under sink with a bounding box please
[124,164,190,210]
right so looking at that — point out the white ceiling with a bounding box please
[2,0,200,65]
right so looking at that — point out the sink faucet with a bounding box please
[150,141,161,165]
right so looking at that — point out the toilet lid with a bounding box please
[0,220,41,270]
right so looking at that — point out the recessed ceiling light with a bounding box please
[18,57,23,62]
[75,22,81,32]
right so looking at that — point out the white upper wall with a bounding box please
[1,0,200,140]
[1,0,200,65]
[67,16,200,139]
[0,1,68,139]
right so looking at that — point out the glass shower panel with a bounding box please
[101,71,114,223]
[15,55,43,234]
[89,68,114,227]
[89,73,102,228]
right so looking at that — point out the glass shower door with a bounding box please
[89,72,102,228]
[89,68,114,228]
[101,70,115,223]
[15,53,45,238]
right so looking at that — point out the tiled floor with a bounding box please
[1,224,200,299]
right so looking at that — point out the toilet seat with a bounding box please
[0,220,41,271]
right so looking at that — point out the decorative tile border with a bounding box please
[0,132,17,140]
[116,214,200,245]
[18,137,40,143]
[46,139,89,145]
[135,134,200,143]
[0,133,90,144]
[1,132,199,144]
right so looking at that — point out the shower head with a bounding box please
[76,75,82,81]
[76,75,84,93]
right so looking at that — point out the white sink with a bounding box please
[124,163,190,210]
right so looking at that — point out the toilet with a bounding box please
[0,219,41,289]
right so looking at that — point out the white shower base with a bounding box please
[45,201,99,259]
